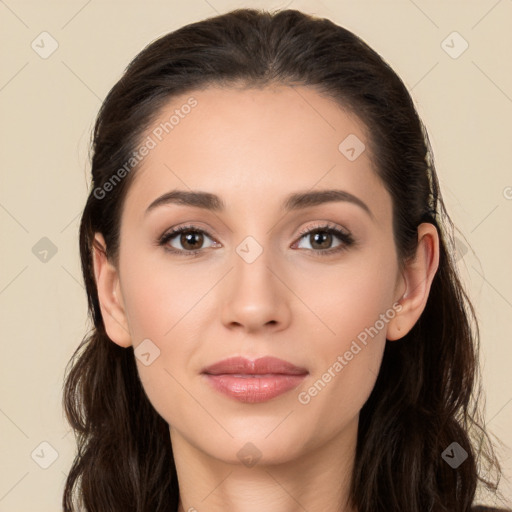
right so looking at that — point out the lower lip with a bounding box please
[203,374,307,403]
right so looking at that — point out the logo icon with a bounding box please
[237,442,262,468]
[134,338,161,366]
[442,442,468,468]
[32,237,58,263]
[236,236,263,264]
[454,236,468,262]
[441,32,469,59]
[338,134,366,161]
[31,441,59,469]
[31,32,59,59]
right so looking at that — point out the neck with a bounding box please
[172,417,359,512]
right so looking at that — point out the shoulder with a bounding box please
[472,507,512,511]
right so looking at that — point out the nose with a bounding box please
[220,244,291,334]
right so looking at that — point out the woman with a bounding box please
[62,8,508,512]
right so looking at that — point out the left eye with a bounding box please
[294,226,353,253]
[160,227,217,253]
[158,223,354,256]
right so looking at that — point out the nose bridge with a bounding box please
[232,233,279,302]
[220,232,290,331]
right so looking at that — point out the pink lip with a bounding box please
[202,356,308,403]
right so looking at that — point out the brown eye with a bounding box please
[179,231,204,251]
[294,224,355,257]
[158,225,219,256]
[308,231,334,250]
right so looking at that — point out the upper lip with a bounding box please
[202,356,308,376]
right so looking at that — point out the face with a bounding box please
[107,85,406,466]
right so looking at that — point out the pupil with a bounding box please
[178,230,333,251]
[182,232,203,250]
[312,231,331,249]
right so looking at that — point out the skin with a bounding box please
[93,85,439,512]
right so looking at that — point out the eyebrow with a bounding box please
[145,188,373,219]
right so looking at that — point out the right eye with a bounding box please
[158,224,220,256]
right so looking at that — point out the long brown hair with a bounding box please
[63,8,505,511]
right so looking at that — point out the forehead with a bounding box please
[122,85,391,222]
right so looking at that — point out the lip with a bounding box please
[202,356,309,403]
[202,356,308,376]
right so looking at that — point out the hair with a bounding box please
[63,7,506,512]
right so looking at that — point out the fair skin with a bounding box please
[93,85,439,512]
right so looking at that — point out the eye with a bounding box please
[158,224,219,256]
[293,222,354,256]
[157,222,355,258]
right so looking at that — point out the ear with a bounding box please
[92,233,132,347]
[387,223,440,341]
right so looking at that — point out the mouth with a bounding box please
[201,356,308,403]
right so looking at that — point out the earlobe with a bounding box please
[387,223,440,341]
[92,233,132,347]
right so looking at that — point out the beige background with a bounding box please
[1,0,511,510]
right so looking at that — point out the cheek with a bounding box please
[295,302,390,445]
[119,252,214,342]
[289,246,398,347]
[117,253,216,423]
[292,249,398,427]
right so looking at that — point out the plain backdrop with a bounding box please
[1,1,511,510]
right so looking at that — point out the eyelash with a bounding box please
[157,222,355,258]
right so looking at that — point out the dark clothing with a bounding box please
[472,507,512,511]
